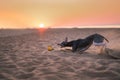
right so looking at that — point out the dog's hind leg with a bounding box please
[100,43,107,54]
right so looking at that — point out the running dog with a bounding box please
[58,33,109,53]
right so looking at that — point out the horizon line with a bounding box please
[0,25,120,29]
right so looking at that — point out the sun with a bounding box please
[39,23,44,28]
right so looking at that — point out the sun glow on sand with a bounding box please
[38,23,47,34]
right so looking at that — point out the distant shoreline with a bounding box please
[0,27,120,30]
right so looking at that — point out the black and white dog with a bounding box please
[58,33,109,53]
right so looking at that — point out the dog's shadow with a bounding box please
[105,48,120,59]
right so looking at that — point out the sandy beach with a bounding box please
[0,28,120,80]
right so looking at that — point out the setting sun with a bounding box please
[39,24,44,28]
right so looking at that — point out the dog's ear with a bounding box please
[65,37,68,42]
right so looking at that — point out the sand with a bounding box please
[0,28,120,80]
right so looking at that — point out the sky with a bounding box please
[0,0,120,28]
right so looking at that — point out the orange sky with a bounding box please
[0,0,120,28]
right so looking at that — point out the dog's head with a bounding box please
[57,37,68,48]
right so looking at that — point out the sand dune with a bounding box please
[0,28,120,80]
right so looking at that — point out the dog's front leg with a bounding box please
[72,43,78,53]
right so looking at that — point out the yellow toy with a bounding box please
[47,45,54,51]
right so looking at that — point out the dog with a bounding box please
[58,33,109,53]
